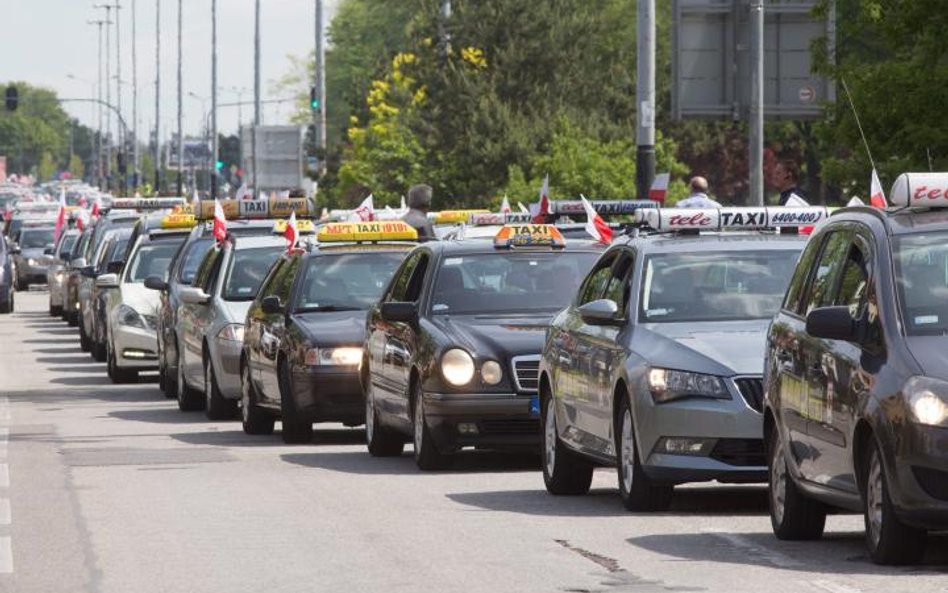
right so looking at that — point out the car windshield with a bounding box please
[640,250,800,323]
[177,238,214,284]
[222,246,282,301]
[59,233,78,255]
[296,252,405,312]
[125,240,184,283]
[894,233,948,336]
[431,252,599,315]
[19,228,54,249]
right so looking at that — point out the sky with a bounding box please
[2,0,340,143]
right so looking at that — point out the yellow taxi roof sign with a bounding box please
[317,221,418,243]
[272,219,316,234]
[432,209,490,224]
[493,224,566,249]
[160,213,198,229]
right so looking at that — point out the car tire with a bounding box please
[412,383,452,471]
[365,378,404,457]
[616,395,673,511]
[161,338,178,399]
[541,393,593,495]
[176,348,205,411]
[863,440,926,565]
[278,360,313,444]
[204,354,238,420]
[49,304,62,317]
[17,281,28,292]
[107,342,138,384]
[241,362,274,435]
[78,316,92,353]
[92,338,107,362]
[768,427,826,540]
[0,291,11,315]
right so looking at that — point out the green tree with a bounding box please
[0,82,70,176]
[68,153,85,179]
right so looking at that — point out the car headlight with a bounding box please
[217,324,245,342]
[304,346,362,366]
[647,367,729,403]
[27,258,36,266]
[904,376,948,427]
[442,348,475,386]
[481,360,503,385]
[116,304,146,329]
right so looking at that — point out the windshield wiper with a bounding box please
[296,305,361,313]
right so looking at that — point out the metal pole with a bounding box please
[115,1,124,194]
[211,0,219,198]
[132,0,139,190]
[88,20,106,189]
[749,1,764,206]
[154,0,161,193]
[253,0,261,193]
[95,4,114,192]
[635,0,656,201]
[438,0,451,62]
[176,0,183,195]
[315,0,327,176]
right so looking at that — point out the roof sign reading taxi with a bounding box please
[888,173,948,207]
[193,197,315,220]
[159,212,197,229]
[633,207,829,231]
[493,224,566,249]
[272,219,316,234]
[431,209,490,224]
[468,212,533,226]
[550,199,659,216]
[110,197,186,210]
[317,221,418,243]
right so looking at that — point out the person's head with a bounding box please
[689,176,709,194]
[407,184,433,212]
[772,160,800,191]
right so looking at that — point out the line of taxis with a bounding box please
[39,177,948,565]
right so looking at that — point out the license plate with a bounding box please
[529,395,540,417]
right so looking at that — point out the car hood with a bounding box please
[431,314,551,359]
[20,248,45,260]
[905,337,948,382]
[293,310,369,347]
[120,283,160,316]
[220,300,253,325]
[634,319,770,377]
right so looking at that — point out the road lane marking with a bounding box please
[0,499,9,525]
[809,579,865,593]
[0,537,10,574]
[700,528,803,569]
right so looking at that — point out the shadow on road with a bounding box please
[23,339,75,345]
[281,449,540,476]
[170,427,367,448]
[36,356,99,365]
[627,530,948,574]
[109,407,210,425]
[49,375,119,387]
[30,346,82,354]
[47,365,106,374]
[36,327,77,336]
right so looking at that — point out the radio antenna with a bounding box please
[927,148,934,172]
[840,78,877,172]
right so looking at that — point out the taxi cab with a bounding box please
[765,173,948,565]
[241,221,417,443]
[46,228,80,316]
[539,207,813,510]
[364,224,602,469]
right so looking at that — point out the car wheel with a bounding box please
[204,354,237,420]
[541,393,593,495]
[78,315,92,353]
[365,377,404,457]
[0,291,10,315]
[768,427,826,540]
[92,336,107,362]
[241,362,274,435]
[157,341,167,393]
[412,383,451,470]
[107,342,138,384]
[278,360,313,444]
[616,395,673,511]
[66,309,77,326]
[863,440,926,564]
[161,338,178,399]
[17,281,28,292]
[49,303,62,317]
[176,348,205,411]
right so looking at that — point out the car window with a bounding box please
[833,243,869,319]
[193,248,221,289]
[387,252,422,302]
[577,253,616,306]
[783,235,824,315]
[404,253,429,302]
[295,253,405,312]
[125,240,184,284]
[603,252,635,317]
[19,228,54,249]
[177,238,215,284]
[222,247,282,301]
[894,232,948,335]
[274,257,301,303]
[803,231,851,315]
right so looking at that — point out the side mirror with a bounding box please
[578,299,620,326]
[806,306,863,343]
[71,257,87,269]
[107,260,125,275]
[43,246,55,255]
[9,246,20,255]
[61,252,72,263]
[380,301,417,323]
[95,273,120,289]
[79,265,96,278]
[180,286,211,305]
[261,295,283,315]
[144,275,169,291]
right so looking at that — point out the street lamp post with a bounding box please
[154,0,161,193]
[211,0,219,199]
[176,0,183,196]
[85,21,108,189]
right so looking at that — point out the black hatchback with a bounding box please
[764,172,948,565]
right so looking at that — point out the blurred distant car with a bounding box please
[0,234,16,313]
[13,223,55,290]
[46,228,80,316]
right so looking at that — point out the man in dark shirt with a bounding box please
[773,160,807,206]
[401,184,436,240]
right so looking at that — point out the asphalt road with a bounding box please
[0,291,945,593]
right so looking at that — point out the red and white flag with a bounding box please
[648,173,670,204]
[580,194,612,245]
[350,194,375,222]
[500,194,512,213]
[90,195,102,219]
[870,168,886,208]
[234,182,251,201]
[77,195,88,208]
[3,202,12,222]
[54,188,67,242]
[285,210,299,252]
[532,175,551,223]
[212,199,228,244]
[76,210,88,232]
[517,202,529,214]
[191,189,201,214]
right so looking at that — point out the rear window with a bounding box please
[126,240,185,283]
[222,246,282,301]
[177,238,215,284]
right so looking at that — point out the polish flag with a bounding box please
[54,188,67,242]
[580,194,613,245]
[90,195,102,219]
[648,173,670,203]
[350,194,375,222]
[500,194,512,213]
[212,199,227,244]
[870,169,886,208]
[77,195,88,208]
[76,210,87,232]
[846,197,864,207]
[234,182,251,201]
[532,175,551,223]
[191,189,201,214]
[3,202,12,222]
[285,210,299,252]
[517,202,529,214]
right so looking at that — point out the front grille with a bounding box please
[478,418,540,435]
[512,355,540,392]
[710,438,766,467]
[912,466,948,502]
[734,377,764,413]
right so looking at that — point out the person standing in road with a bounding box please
[402,184,437,240]
[676,176,722,208]
[772,160,807,206]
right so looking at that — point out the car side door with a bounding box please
[384,251,431,424]
[180,248,221,386]
[246,258,285,395]
[258,256,301,402]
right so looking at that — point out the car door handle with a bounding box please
[557,353,572,366]
[808,361,824,376]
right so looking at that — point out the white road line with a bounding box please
[0,499,10,525]
[0,464,8,489]
[0,537,11,574]
[700,528,803,569]
[809,579,865,593]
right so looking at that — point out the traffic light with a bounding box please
[309,86,319,110]
[215,160,224,171]
[5,86,18,111]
